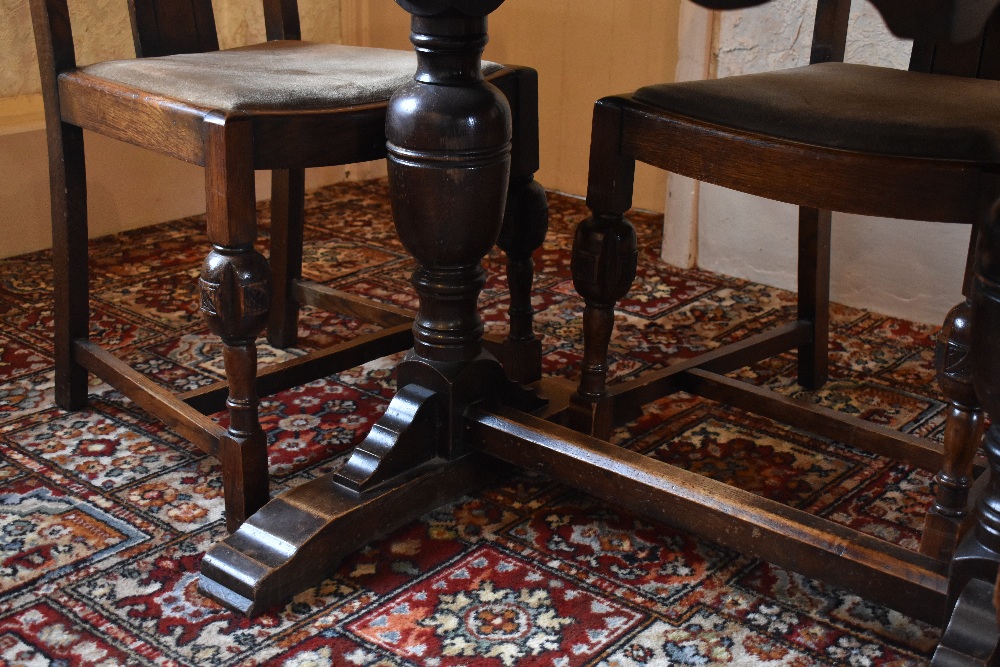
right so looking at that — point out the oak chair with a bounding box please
[568,0,1000,657]
[29,0,547,533]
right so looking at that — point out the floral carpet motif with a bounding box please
[0,178,951,664]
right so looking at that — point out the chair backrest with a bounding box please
[910,10,1000,79]
[29,0,303,82]
[808,0,1000,79]
[127,0,302,57]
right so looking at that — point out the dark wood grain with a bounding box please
[58,74,209,165]
[29,0,88,409]
[180,324,414,414]
[75,340,226,455]
[199,454,504,616]
[621,104,983,223]
[810,0,850,64]
[266,168,306,348]
[127,0,219,57]
[796,207,831,388]
[293,282,413,327]
[932,577,1000,665]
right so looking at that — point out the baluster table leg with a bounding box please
[198,0,526,615]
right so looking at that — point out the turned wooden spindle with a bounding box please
[923,299,985,561]
[199,113,271,531]
[497,65,548,384]
[498,170,548,384]
[335,0,518,487]
[568,99,638,440]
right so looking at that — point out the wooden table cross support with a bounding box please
[199,4,1000,664]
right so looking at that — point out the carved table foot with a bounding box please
[199,453,503,615]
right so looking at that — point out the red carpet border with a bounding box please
[0,178,945,665]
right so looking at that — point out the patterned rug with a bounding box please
[0,178,948,665]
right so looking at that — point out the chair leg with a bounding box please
[797,206,831,389]
[497,176,547,384]
[923,299,984,561]
[496,67,547,384]
[568,99,638,440]
[266,168,305,349]
[50,122,90,410]
[200,114,271,532]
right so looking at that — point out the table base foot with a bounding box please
[199,454,503,616]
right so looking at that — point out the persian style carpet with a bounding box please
[0,178,947,665]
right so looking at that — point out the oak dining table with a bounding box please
[198,1,1000,662]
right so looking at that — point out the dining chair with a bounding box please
[29,0,547,533]
[567,0,1000,647]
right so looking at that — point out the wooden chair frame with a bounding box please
[562,0,1000,626]
[29,0,547,532]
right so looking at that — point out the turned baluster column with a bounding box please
[334,0,515,493]
[393,1,512,455]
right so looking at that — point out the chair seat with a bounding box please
[77,41,504,112]
[633,62,1000,162]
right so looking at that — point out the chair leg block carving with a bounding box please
[923,299,984,561]
[568,212,638,440]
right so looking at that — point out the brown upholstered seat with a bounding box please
[634,62,1000,161]
[78,41,502,112]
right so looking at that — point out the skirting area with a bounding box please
[0,179,942,665]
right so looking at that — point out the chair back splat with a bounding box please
[127,0,303,58]
[809,0,850,64]
[127,0,219,57]
[910,9,1000,78]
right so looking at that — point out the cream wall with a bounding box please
[343,0,681,212]
[0,0,365,259]
[694,1,970,324]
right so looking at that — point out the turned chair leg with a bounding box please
[496,68,547,384]
[568,99,638,440]
[797,206,831,389]
[200,114,271,532]
[266,167,306,349]
[50,122,90,410]
[497,174,547,384]
[923,299,984,561]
